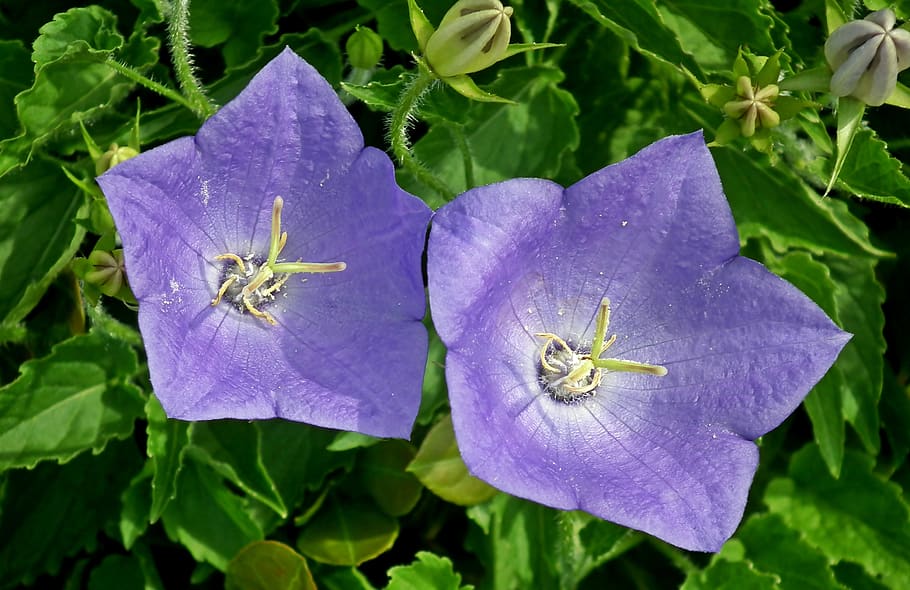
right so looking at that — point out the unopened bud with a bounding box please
[96,143,139,175]
[722,76,781,137]
[425,0,514,77]
[347,26,383,70]
[85,249,126,297]
[825,8,910,106]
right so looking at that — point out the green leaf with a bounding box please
[386,552,473,590]
[0,160,87,335]
[225,541,316,590]
[189,421,287,518]
[416,324,448,425]
[407,414,497,506]
[87,555,147,590]
[681,557,778,590]
[0,40,32,138]
[360,440,422,517]
[833,127,910,207]
[710,146,887,258]
[297,498,399,566]
[0,329,144,472]
[319,567,378,590]
[764,444,910,588]
[407,65,579,205]
[31,6,123,66]
[465,495,561,589]
[119,463,153,550]
[826,97,865,196]
[0,440,141,587]
[161,458,264,572]
[658,0,776,71]
[146,395,190,522]
[567,0,704,80]
[189,0,279,68]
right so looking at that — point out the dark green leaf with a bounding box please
[119,464,153,550]
[407,414,497,506]
[360,440,422,517]
[87,555,146,590]
[297,498,398,566]
[189,0,279,68]
[0,440,141,587]
[146,395,190,522]
[764,444,910,588]
[0,40,32,138]
[0,329,144,472]
[162,458,264,571]
[189,421,287,518]
[567,0,704,80]
[386,551,473,590]
[0,160,87,335]
[225,541,316,590]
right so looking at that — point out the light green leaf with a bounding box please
[162,458,264,572]
[225,541,316,590]
[189,421,287,518]
[0,329,144,472]
[0,440,141,587]
[833,127,910,206]
[31,6,123,66]
[386,552,473,590]
[146,395,190,523]
[567,0,704,80]
[407,414,497,506]
[0,160,87,336]
[119,463,153,550]
[681,557,778,590]
[826,97,865,196]
[297,499,399,566]
[711,146,887,258]
[360,440,422,517]
[765,445,910,589]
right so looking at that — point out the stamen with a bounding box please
[211,274,238,306]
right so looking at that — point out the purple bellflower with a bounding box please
[98,49,432,438]
[427,132,849,551]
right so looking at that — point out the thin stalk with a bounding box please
[105,59,196,114]
[388,66,454,201]
[167,0,216,119]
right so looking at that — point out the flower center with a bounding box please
[210,196,346,325]
[536,298,667,403]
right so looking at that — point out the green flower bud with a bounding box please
[425,0,514,77]
[825,9,910,106]
[347,26,383,70]
[722,76,780,137]
[85,249,126,297]
[96,143,139,175]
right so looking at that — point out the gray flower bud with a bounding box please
[425,0,514,77]
[825,8,910,106]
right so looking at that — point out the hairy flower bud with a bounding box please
[425,0,514,77]
[825,8,910,106]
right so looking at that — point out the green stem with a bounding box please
[167,0,216,119]
[448,123,475,188]
[104,59,197,114]
[389,65,454,201]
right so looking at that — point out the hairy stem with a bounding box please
[105,59,197,114]
[388,66,454,201]
[167,0,216,119]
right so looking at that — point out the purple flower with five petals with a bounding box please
[427,132,849,551]
[98,48,432,438]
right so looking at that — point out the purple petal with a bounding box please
[99,49,431,437]
[428,132,849,550]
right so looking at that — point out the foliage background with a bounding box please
[1,0,910,588]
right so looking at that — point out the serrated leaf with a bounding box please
[681,557,778,590]
[146,395,189,522]
[407,414,496,506]
[567,0,704,80]
[360,440,422,517]
[297,498,398,566]
[386,551,473,590]
[31,6,123,66]
[189,0,278,68]
[406,65,579,206]
[764,444,910,588]
[0,440,141,587]
[711,146,887,258]
[0,160,87,335]
[161,458,264,571]
[189,421,287,518]
[834,127,910,207]
[225,541,316,590]
[0,329,144,472]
